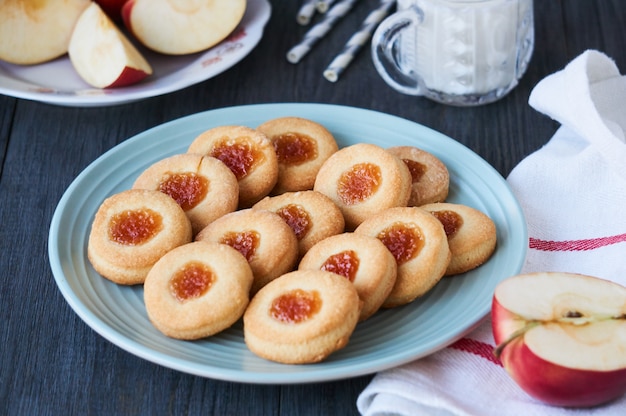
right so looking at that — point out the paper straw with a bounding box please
[323,0,396,82]
[287,0,361,64]
[316,0,337,13]
[297,0,317,25]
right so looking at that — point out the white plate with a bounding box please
[48,103,527,384]
[0,0,270,107]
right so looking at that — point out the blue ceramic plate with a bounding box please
[48,103,527,383]
[0,0,270,107]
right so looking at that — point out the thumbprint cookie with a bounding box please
[355,207,451,307]
[132,153,239,236]
[243,269,361,364]
[256,116,339,194]
[314,143,412,230]
[195,208,299,294]
[299,233,397,321]
[88,189,192,285]
[144,241,253,340]
[386,146,450,206]
[421,202,497,275]
[252,190,345,258]
[187,125,278,208]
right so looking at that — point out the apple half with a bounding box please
[68,2,152,89]
[0,0,90,65]
[121,0,246,55]
[492,272,626,408]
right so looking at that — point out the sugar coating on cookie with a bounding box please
[299,232,397,321]
[132,153,239,236]
[355,206,451,307]
[314,143,412,230]
[386,146,449,206]
[421,202,497,276]
[256,116,339,194]
[187,125,278,208]
[252,190,345,257]
[88,189,192,285]
[243,269,361,364]
[195,208,299,294]
[144,241,253,340]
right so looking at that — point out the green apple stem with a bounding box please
[493,321,541,360]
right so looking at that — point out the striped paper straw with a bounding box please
[287,0,361,64]
[316,0,337,13]
[323,0,396,82]
[297,0,317,25]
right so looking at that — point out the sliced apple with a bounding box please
[68,2,152,89]
[0,0,90,65]
[492,272,626,408]
[121,0,246,55]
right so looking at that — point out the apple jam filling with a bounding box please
[402,158,427,183]
[337,163,381,205]
[272,132,317,165]
[377,222,424,265]
[320,250,360,282]
[210,139,263,180]
[169,261,214,302]
[275,204,311,240]
[269,289,322,324]
[220,230,260,261]
[158,172,209,211]
[108,208,163,245]
[431,210,463,238]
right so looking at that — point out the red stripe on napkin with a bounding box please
[529,233,626,252]
[449,338,502,367]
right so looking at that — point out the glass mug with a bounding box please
[371,0,534,106]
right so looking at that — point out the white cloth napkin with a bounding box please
[357,50,626,416]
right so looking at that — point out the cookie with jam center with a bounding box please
[243,269,361,364]
[355,206,451,307]
[88,189,192,285]
[421,202,497,276]
[187,125,278,208]
[256,116,338,194]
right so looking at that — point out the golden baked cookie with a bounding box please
[256,116,339,194]
[252,190,345,257]
[144,241,253,340]
[88,189,192,285]
[421,202,497,275]
[386,146,450,206]
[187,125,278,208]
[299,232,397,321]
[243,269,361,364]
[195,208,299,294]
[132,153,239,236]
[314,143,412,230]
[355,206,451,307]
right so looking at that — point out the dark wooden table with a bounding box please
[1,1,624,414]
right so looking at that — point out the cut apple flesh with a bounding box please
[68,3,152,88]
[0,0,90,65]
[492,272,626,407]
[122,0,246,55]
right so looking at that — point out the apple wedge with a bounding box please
[68,2,152,89]
[492,272,626,408]
[0,0,90,65]
[121,0,246,55]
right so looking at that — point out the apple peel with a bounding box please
[492,272,626,408]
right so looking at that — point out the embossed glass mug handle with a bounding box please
[371,7,424,96]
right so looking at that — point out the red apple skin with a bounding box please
[106,66,149,88]
[492,296,626,408]
[94,0,128,21]
[120,0,135,36]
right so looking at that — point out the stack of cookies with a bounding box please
[87,116,497,364]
